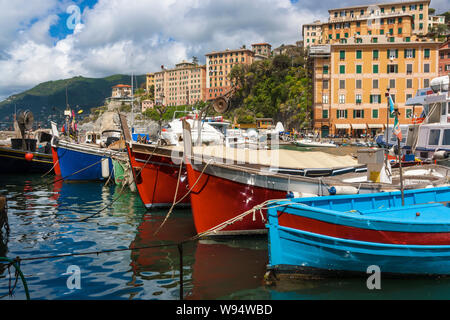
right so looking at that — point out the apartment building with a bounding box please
[251,43,272,58]
[428,14,446,29]
[306,0,441,137]
[439,38,450,76]
[146,73,155,93]
[302,20,323,47]
[153,61,206,107]
[205,48,255,100]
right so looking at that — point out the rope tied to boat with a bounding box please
[189,198,292,240]
[154,158,215,236]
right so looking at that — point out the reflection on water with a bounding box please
[1,173,450,300]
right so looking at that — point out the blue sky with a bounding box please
[0,0,447,101]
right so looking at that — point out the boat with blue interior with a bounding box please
[266,186,450,279]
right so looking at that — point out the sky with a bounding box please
[0,0,448,101]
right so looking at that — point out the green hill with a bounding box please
[0,74,146,128]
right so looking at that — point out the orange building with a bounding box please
[439,38,450,76]
[205,48,255,99]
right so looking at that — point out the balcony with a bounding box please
[308,45,331,57]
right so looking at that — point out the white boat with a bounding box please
[161,118,225,146]
[294,139,337,148]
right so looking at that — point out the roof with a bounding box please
[251,43,271,46]
[112,84,131,88]
[328,0,430,12]
[205,48,254,56]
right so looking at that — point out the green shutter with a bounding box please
[340,50,345,59]
[413,49,415,58]
[345,110,348,118]
[336,110,339,118]
[353,110,356,118]
[356,50,362,59]
[370,95,373,103]
[395,49,398,58]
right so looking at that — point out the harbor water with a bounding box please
[2,173,450,300]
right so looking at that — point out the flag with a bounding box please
[393,113,402,141]
[388,94,395,116]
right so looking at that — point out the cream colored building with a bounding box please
[302,20,323,47]
[146,73,155,93]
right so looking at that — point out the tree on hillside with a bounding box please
[227,54,312,130]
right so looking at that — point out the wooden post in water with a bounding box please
[0,196,7,231]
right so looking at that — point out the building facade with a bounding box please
[302,21,323,47]
[439,38,450,76]
[146,73,155,93]
[111,84,131,99]
[154,61,207,106]
[251,43,272,58]
[306,0,441,137]
[205,48,255,99]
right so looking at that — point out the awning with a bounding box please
[367,124,384,128]
[351,124,367,129]
[335,124,350,129]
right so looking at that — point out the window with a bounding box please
[372,109,379,119]
[405,49,414,58]
[339,94,345,104]
[406,64,413,74]
[356,65,362,74]
[356,94,362,104]
[424,79,430,87]
[443,129,450,146]
[370,94,381,104]
[388,49,398,59]
[373,79,378,89]
[406,93,412,101]
[424,48,430,58]
[356,50,362,59]
[322,109,329,119]
[356,79,362,89]
[340,50,345,60]
[340,65,345,74]
[337,110,348,119]
[424,63,430,73]
[323,80,329,89]
[322,95,329,104]
[406,79,412,89]
[389,79,396,88]
[372,37,378,43]
[419,13,423,20]
[380,29,384,35]
[353,109,364,118]
[323,65,329,74]
[339,80,345,89]
[428,129,441,146]
[373,50,379,59]
[387,64,398,73]
[398,28,402,34]
[373,64,379,73]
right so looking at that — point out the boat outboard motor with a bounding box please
[433,150,449,160]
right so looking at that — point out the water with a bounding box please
[1,173,450,300]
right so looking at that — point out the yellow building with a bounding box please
[306,0,441,137]
[146,73,155,93]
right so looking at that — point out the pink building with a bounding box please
[154,61,207,106]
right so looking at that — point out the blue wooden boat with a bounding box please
[266,187,450,278]
[53,139,116,181]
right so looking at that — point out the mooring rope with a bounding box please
[153,158,214,236]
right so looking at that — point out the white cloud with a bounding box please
[0,0,325,100]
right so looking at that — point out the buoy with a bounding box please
[329,186,358,195]
[101,158,110,179]
[25,153,34,161]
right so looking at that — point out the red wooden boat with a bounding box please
[181,120,449,237]
[119,114,190,209]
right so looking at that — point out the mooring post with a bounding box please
[178,242,183,300]
[0,197,7,232]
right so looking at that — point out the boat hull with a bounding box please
[127,143,190,209]
[267,187,450,277]
[55,143,114,181]
[186,161,286,235]
[0,146,53,174]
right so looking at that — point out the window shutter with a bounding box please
[413,49,416,58]
[370,95,373,103]
[353,110,356,118]
[395,49,398,58]
[362,110,365,118]
[345,110,348,118]
[336,110,339,118]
